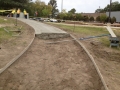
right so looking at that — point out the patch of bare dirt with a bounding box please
[0,24,14,28]
[0,20,35,68]
[0,37,104,90]
[43,22,120,90]
[73,33,120,90]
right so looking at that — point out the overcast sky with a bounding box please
[33,0,120,13]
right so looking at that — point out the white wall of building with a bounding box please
[106,11,120,22]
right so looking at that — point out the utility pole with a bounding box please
[109,0,112,23]
[99,6,100,16]
[61,0,63,12]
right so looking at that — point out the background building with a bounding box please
[81,13,105,20]
[106,11,120,22]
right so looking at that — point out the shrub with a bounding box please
[89,16,94,21]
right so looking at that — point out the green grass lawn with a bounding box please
[47,23,109,35]
[46,22,112,46]
[0,16,24,44]
[0,16,12,24]
[0,27,13,44]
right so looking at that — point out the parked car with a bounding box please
[61,20,65,22]
[50,19,57,22]
[44,18,50,22]
[57,19,65,23]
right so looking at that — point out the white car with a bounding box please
[50,19,57,22]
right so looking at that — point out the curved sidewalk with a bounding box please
[18,18,69,39]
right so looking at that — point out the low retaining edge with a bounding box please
[70,34,109,90]
[0,33,35,74]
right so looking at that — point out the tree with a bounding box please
[111,17,116,24]
[34,0,45,17]
[75,13,83,21]
[95,8,104,13]
[68,8,76,14]
[100,14,107,23]
[83,15,89,21]
[95,1,120,12]
[56,13,66,19]
[0,0,29,9]
[42,6,52,17]
[48,0,58,18]
[104,1,120,12]
[96,16,100,21]
[25,0,52,17]
[89,16,94,21]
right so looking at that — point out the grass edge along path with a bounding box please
[46,22,110,47]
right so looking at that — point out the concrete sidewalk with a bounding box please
[18,18,69,39]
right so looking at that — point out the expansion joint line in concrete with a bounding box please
[70,34,109,90]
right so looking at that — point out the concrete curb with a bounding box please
[0,34,35,74]
[36,33,70,39]
[70,34,109,90]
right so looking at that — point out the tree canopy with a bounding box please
[0,0,29,9]
[24,0,52,17]
[95,1,120,13]
[104,1,120,11]
[48,0,58,18]
[68,8,76,14]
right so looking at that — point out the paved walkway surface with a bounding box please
[106,26,116,37]
[18,18,68,35]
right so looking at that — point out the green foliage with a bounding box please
[112,17,116,22]
[0,0,29,9]
[89,16,94,21]
[56,13,85,21]
[83,15,89,21]
[104,1,120,12]
[49,23,109,36]
[100,14,107,22]
[0,17,12,24]
[48,0,58,18]
[42,8,50,17]
[75,13,83,21]
[95,1,120,12]
[95,8,105,13]
[56,13,67,19]
[25,0,52,17]
[47,23,110,47]
[110,17,116,24]
[0,27,13,44]
[96,16,100,21]
[68,8,76,14]
[67,13,74,20]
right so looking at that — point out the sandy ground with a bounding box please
[72,33,120,90]
[0,21,34,68]
[0,20,120,90]
[0,37,104,90]
[82,40,120,90]
[43,22,120,90]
